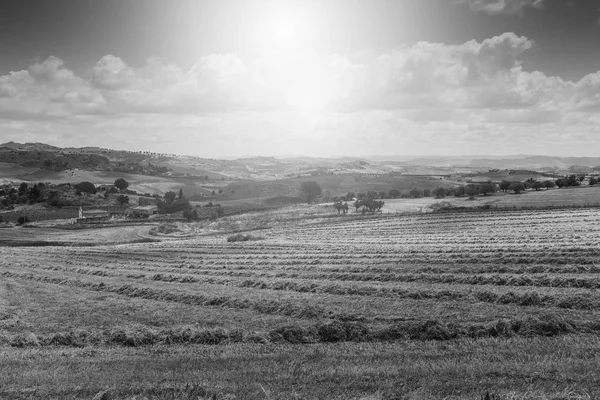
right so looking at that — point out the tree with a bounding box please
[531,181,543,191]
[116,194,129,205]
[178,188,184,199]
[353,197,384,213]
[378,191,387,199]
[479,183,497,196]
[465,186,479,199]
[47,191,64,207]
[508,182,526,194]
[300,181,322,204]
[388,189,401,199]
[589,177,598,186]
[544,180,556,189]
[164,191,177,204]
[183,208,199,221]
[341,203,348,214]
[565,174,580,187]
[114,178,129,191]
[409,187,423,198]
[333,201,344,214]
[366,191,379,199]
[454,186,466,197]
[499,180,512,192]
[75,181,96,194]
[423,188,431,197]
[433,187,446,199]
[28,184,43,203]
[18,182,28,194]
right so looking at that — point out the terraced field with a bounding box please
[1,207,600,399]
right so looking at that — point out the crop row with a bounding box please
[14,264,600,312]
[3,312,597,348]
[31,261,600,291]
[0,270,343,321]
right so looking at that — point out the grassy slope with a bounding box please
[381,186,600,213]
[218,175,459,202]
[2,206,600,398]
[1,337,599,399]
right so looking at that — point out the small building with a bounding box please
[131,205,158,217]
[77,209,110,223]
[97,184,115,192]
[138,197,158,206]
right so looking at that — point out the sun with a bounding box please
[273,18,296,43]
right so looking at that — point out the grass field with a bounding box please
[1,205,600,399]
[381,186,600,213]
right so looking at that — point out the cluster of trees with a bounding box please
[111,161,170,176]
[332,191,385,215]
[353,196,385,213]
[182,203,224,221]
[332,201,349,214]
[0,182,46,208]
[156,188,191,213]
[554,174,584,188]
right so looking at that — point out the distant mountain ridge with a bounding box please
[0,141,62,151]
[1,142,599,181]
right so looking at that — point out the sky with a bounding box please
[1,0,600,158]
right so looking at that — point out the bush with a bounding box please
[183,209,198,221]
[116,194,129,205]
[74,181,96,194]
[114,178,129,191]
[226,233,259,242]
[17,216,29,225]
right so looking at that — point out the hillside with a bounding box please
[218,174,459,202]
[2,142,600,200]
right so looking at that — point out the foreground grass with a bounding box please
[0,336,598,399]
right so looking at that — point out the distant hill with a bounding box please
[0,141,61,151]
[468,156,600,170]
[1,142,598,185]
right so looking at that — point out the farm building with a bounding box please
[138,197,158,206]
[131,205,158,217]
[77,209,110,223]
[97,184,115,192]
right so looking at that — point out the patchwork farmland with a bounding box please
[2,207,600,399]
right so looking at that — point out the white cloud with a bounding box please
[1,31,600,156]
[455,0,546,14]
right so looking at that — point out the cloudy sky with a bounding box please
[1,0,600,158]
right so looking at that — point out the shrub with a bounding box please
[183,209,199,221]
[116,194,129,205]
[227,233,259,242]
[74,181,96,194]
[17,216,29,225]
[114,178,129,191]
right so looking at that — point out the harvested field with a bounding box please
[1,207,600,398]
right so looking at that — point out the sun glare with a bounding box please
[287,83,332,110]
[274,18,296,43]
